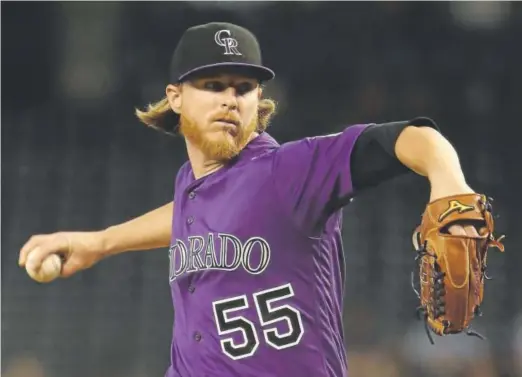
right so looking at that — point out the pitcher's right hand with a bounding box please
[19,231,106,279]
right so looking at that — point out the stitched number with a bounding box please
[253,284,304,349]
[213,295,259,360]
[212,283,304,360]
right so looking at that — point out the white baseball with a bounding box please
[26,251,62,283]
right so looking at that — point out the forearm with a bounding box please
[99,201,173,256]
[394,126,473,201]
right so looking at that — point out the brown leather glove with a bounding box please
[412,193,505,343]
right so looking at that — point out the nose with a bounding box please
[220,87,239,110]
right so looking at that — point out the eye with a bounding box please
[235,82,255,96]
[203,81,226,92]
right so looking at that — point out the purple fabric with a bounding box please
[166,124,370,377]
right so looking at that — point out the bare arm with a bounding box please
[19,201,174,278]
[350,121,481,239]
[101,201,173,256]
[394,126,474,201]
[394,126,483,237]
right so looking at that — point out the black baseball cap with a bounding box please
[169,22,275,83]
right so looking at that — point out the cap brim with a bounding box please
[178,62,275,83]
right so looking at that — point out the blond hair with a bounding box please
[135,97,277,135]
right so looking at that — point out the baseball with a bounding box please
[26,251,62,283]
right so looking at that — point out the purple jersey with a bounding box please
[166,124,369,377]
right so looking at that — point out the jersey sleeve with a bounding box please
[350,117,440,192]
[271,124,370,234]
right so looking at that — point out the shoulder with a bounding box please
[275,124,372,158]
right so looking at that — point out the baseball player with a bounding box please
[19,22,504,377]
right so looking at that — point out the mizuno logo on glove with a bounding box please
[438,200,475,222]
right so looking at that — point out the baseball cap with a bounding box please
[169,22,275,83]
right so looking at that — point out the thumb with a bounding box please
[60,262,78,278]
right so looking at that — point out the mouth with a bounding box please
[215,118,240,127]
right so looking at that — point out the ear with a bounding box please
[166,84,182,115]
[257,86,263,100]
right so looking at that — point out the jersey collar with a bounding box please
[237,132,280,161]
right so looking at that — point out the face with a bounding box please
[166,73,261,162]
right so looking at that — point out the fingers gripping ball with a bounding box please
[26,249,63,283]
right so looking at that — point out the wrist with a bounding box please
[428,170,474,202]
[96,228,115,258]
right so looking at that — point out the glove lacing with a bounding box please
[411,234,486,344]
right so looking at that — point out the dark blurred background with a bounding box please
[2,2,522,377]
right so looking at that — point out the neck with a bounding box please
[185,132,259,180]
[185,141,224,180]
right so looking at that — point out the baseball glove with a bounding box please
[411,193,505,344]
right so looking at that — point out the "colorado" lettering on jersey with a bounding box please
[169,233,271,281]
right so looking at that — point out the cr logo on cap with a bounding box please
[214,30,242,56]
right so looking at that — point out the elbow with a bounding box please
[395,125,461,180]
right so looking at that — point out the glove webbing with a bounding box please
[410,233,487,344]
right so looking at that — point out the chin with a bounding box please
[211,130,237,147]
[203,132,242,161]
